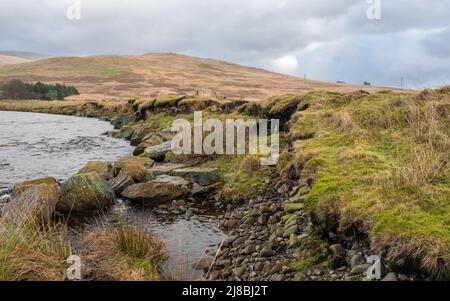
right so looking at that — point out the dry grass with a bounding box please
[0,216,70,281]
[82,224,165,281]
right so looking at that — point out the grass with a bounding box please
[284,88,450,278]
[0,216,70,281]
[82,223,165,281]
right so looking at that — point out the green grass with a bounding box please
[286,89,450,278]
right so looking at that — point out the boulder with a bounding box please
[144,142,172,161]
[130,125,157,146]
[122,181,184,205]
[78,161,115,181]
[2,184,60,225]
[57,172,115,213]
[108,172,135,195]
[111,115,135,130]
[114,156,154,183]
[172,168,220,186]
[133,134,164,156]
[283,203,305,213]
[14,177,59,195]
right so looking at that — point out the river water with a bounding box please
[0,110,226,280]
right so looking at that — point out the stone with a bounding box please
[149,163,186,177]
[172,168,220,186]
[144,141,172,160]
[57,173,115,213]
[233,266,246,278]
[78,161,115,181]
[349,264,372,276]
[2,184,59,225]
[329,244,346,257]
[133,134,165,156]
[14,177,59,195]
[381,273,398,282]
[108,172,135,195]
[122,181,184,205]
[111,115,135,130]
[260,247,274,257]
[288,234,301,248]
[153,175,190,187]
[283,225,298,238]
[114,156,154,183]
[350,254,365,268]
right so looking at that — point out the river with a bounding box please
[0,110,226,280]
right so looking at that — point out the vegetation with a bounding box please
[282,89,450,278]
[0,79,79,100]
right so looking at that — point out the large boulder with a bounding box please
[78,161,115,181]
[14,177,59,195]
[144,141,172,161]
[2,184,60,225]
[122,181,184,205]
[153,175,190,187]
[57,172,115,213]
[114,156,154,183]
[172,168,220,186]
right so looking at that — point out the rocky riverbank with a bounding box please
[1,87,448,281]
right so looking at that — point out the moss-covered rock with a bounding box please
[14,177,59,195]
[57,172,115,213]
[133,134,164,156]
[78,161,115,181]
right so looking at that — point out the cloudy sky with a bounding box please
[0,0,449,88]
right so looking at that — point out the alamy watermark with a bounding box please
[66,0,81,20]
[366,0,382,20]
[171,112,280,166]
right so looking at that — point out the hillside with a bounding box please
[0,53,396,101]
[0,55,31,67]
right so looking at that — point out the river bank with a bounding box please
[1,87,449,281]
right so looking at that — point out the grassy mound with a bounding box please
[283,89,449,278]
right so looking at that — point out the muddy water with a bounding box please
[0,110,226,280]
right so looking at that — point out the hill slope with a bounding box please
[0,53,395,101]
[0,55,31,67]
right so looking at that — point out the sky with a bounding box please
[0,0,449,88]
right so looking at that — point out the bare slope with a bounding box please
[0,55,31,67]
[0,53,396,101]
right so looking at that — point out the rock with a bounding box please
[57,173,115,213]
[283,203,305,213]
[111,115,135,130]
[329,244,346,257]
[257,215,267,225]
[260,247,274,257]
[130,125,158,146]
[133,134,165,156]
[144,142,172,160]
[2,184,60,225]
[122,181,184,205]
[153,175,190,187]
[350,254,365,268]
[14,177,59,195]
[241,244,256,255]
[149,163,186,177]
[283,225,298,238]
[172,168,220,186]
[114,156,154,183]
[288,234,301,248]
[108,172,135,195]
[381,273,398,282]
[78,161,115,181]
[349,264,371,276]
[232,266,247,278]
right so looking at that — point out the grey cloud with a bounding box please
[0,0,449,87]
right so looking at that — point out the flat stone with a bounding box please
[108,172,135,195]
[172,167,220,186]
[283,225,298,238]
[349,264,371,276]
[153,175,190,187]
[144,141,172,160]
[122,181,184,205]
[149,163,186,177]
[283,203,305,212]
[381,273,398,282]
